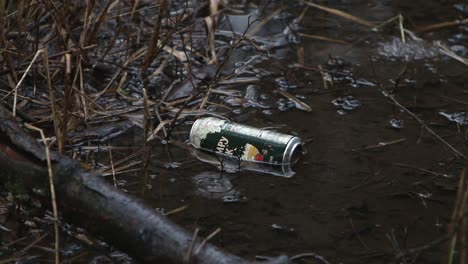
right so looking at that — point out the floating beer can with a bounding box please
[189,117,303,177]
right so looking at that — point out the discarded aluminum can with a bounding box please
[189,117,303,177]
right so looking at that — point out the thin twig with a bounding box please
[108,141,117,187]
[141,88,152,197]
[290,252,331,264]
[386,92,466,158]
[194,228,222,255]
[185,227,199,263]
[373,70,467,159]
[12,49,43,117]
[351,138,406,151]
[299,33,350,45]
[302,1,375,28]
[416,18,468,33]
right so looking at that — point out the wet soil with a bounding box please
[1,0,468,263]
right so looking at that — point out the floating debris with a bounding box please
[449,33,468,43]
[232,108,243,115]
[163,162,182,169]
[377,37,441,60]
[277,89,312,112]
[243,84,271,109]
[275,77,298,90]
[454,3,468,13]
[277,97,296,111]
[332,96,362,114]
[389,118,404,129]
[439,111,468,125]
[417,192,433,199]
[69,120,135,145]
[189,117,304,177]
[326,57,350,68]
[224,96,243,107]
[450,45,467,56]
[350,78,376,88]
[271,223,295,232]
[252,36,290,50]
[244,84,260,102]
[223,195,247,203]
[233,55,269,75]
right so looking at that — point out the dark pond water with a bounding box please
[2,0,468,263]
[120,1,467,263]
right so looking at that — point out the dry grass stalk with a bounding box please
[379,85,466,159]
[297,46,304,65]
[12,49,43,117]
[84,0,113,47]
[205,16,217,64]
[42,49,62,153]
[147,119,172,141]
[436,41,468,67]
[417,18,468,33]
[77,63,89,122]
[299,33,350,45]
[277,89,312,112]
[24,123,60,264]
[246,8,281,37]
[398,14,405,43]
[317,64,328,89]
[60,53,72,154]
[302,1,374,28]
[80,0,94,48]
[163,204,189,216]
[141,0,167,72]
[448,166,468,264]
[370,13,406,43]
[184,227,199,263]
[141,88,152,197]
[130,0,141,20]
[198,85,211,110]
[108,142,117,187]
[95,46,147,99]
[194,227,222,255]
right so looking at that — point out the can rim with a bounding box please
[189,118,202,146]
[282,137,303,177]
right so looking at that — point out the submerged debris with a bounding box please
[275,77,298,90]
[277,89,312,112]
[332,96,362,114]
[271,223,295,232]
[223,195,247,203]
[377,37,441,60]
[389,118,404,129]
[439,111,468,125]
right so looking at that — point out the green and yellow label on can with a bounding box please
[189,117,303,177]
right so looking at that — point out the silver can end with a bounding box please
[281,137,303,177]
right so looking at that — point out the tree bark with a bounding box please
[0,104,288,264]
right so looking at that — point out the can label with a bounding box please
[190,118,292,165]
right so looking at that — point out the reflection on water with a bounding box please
[192,171,244,202]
